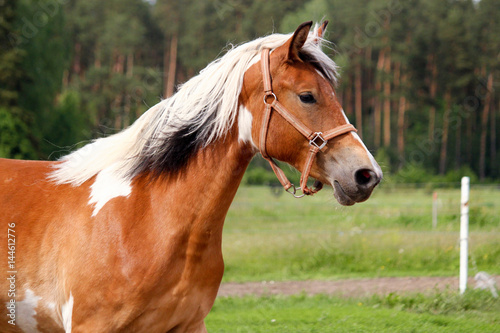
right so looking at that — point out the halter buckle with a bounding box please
[309,132,327,150]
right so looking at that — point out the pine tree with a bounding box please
[0,0,35,159]
[0,0,25,108]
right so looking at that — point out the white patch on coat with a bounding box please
[89,164,132,217]
[13,289,42,332]
[61,292,74,333]
[237,105,255,147]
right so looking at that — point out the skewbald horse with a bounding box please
[0,22,381,332]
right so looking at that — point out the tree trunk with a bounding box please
[344,77,353,116]
[393,61,401,115]
[439,90,451,175]
[466,112,473,164]
[113,94,123,129]
[114,112,123,130]
[383,46,391,147]
[163,36,169,98]
[397,95,407,157]
[479,72,493,180]
[62,69,69,89]
[397,71,407,158]
[166,33,178,98]
[73,42,82,77]
[428,55,438,141]
[354,62,363,138]
[91,45,102,94]
[94,44,101,69]
[492,99,498,175]
[455,111,461,169]
[127,53,134,78]
[113,51,125,74]
[374,48,385,149]
[365,46,373,110]
[123,95,131,127]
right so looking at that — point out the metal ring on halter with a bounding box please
[263,92,277,105]
[309,132,328,150]
[285,184,306,198]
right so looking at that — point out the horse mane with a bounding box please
[50,23,339,186]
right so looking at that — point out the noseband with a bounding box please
[259,48,357,198]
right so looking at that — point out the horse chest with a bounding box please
[107,250,222,331]
[90,231,223,330]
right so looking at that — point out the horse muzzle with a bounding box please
[332,167,381,206]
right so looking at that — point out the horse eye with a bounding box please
[299,93,316,104]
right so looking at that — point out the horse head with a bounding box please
[241,21,382,205]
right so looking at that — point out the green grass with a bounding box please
[209,185,500,332]
[222,185,500,282]
[206,290,500,332]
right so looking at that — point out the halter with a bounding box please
[259,48,357,198]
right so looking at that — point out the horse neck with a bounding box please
[145,127,255,234]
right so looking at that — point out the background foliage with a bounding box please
[0,0,498,181]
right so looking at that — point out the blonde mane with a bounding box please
[50,24,338,186]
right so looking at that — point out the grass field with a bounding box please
[206,290,500,332]
[207,184,500,332]
[221,184,500,282]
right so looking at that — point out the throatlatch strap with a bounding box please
[259,102,272,159]
[259,48,357,196]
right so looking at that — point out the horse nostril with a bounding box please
[355,169,376,187]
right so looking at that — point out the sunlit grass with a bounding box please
[222,185,500,282]
[206,289,500,332]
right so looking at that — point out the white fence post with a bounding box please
[459,176,470,294]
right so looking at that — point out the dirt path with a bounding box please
[218,276,500,298]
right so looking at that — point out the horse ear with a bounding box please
[317,20,329,40]
[287,21,313,61]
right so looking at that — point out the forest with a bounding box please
[1,0,499,182]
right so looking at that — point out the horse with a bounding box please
[0,21,382,332]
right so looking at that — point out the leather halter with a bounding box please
[259,48,357,198]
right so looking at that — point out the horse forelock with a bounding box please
[50,24,338,185]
